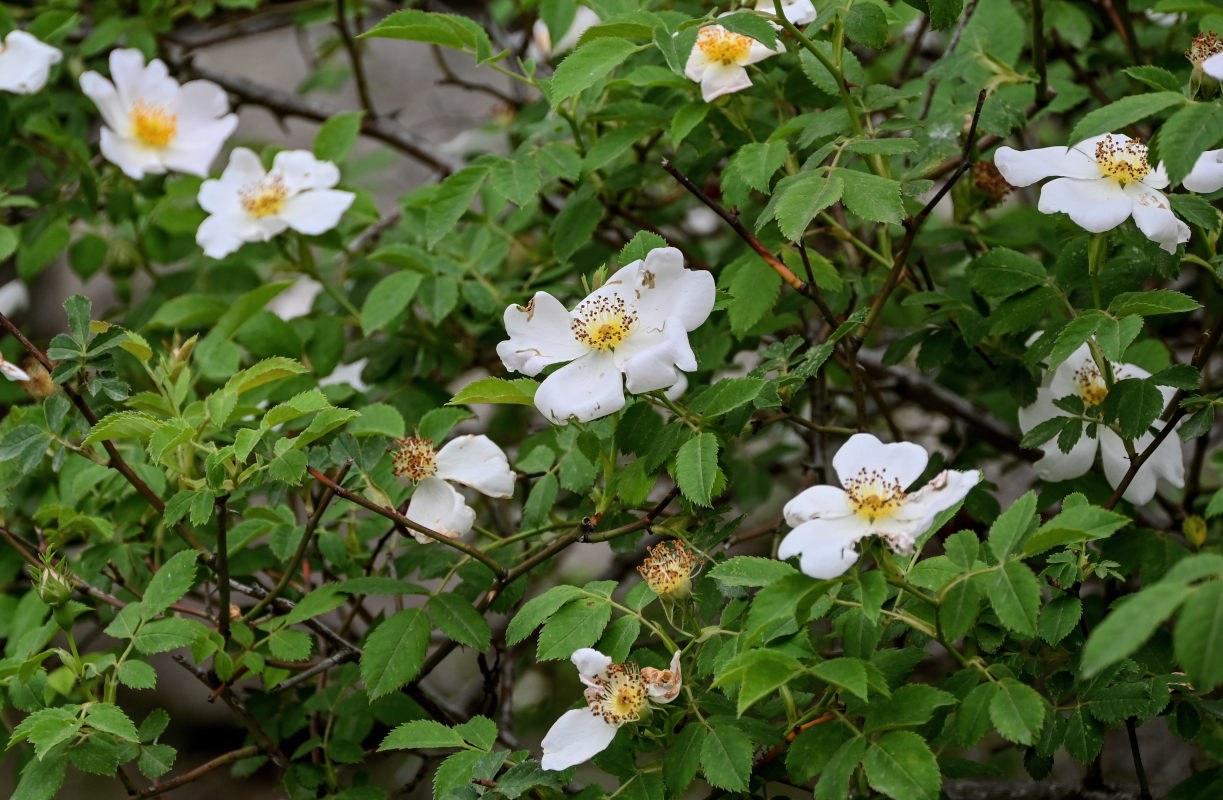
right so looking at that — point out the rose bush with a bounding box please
[1,1,1223,799]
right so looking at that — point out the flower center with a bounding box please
[1187,31,1223,67]
[390,436,437,483]
[129,100,177,147]
[571,296,636,352]
[844,469,907,521]
[240,176,289,218]
[637,540,703,596]
[697,27,753,66]
[1095,136,1151,185]
[585,663,648,726]
[1072,364,1108,407]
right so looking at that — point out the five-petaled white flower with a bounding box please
[993,134,1190,254]
[755,0,817,25]
[0,353,30,382]
[779,433,980,580]
[1017,343,1183,505]
[1183,148,1223,194]
[541,648,682,771]
[496,247,714,424]
[684,24,782,103]
[531,6,601,60]
[195,148,355,258]
[0,30,61,94]
[80,48,237,180]
[390,434,515,541]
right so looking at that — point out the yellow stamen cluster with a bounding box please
[1187,31,1223,66]
[637,540,702,596]
[697,27,753,66]
[571,295,636,352]
[584,663,648,726]
[239,175,289,218]
[845,469,907,521]
[390,436,438,483]
[1095,136,1151,185]
[1072,364,1108,407]
[130,100,177,147]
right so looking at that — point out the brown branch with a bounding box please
[215,496,231,640]
[127,746,260,799]
[335,0,377,119]
[172,655,289,768]
[430,45,518,106]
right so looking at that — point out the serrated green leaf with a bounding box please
[674,432,719,507]
[1156,101,1223,184]
[989,677,1046,745]
[862,731,940,800]
[361,608,430,699]
[700,720,752,791]
[430,592,492,650]
[1081,580,1190,677]
[774,173,844,241]
[360,271,424,334]
[1068,92,1185,145]
[140,550,199,620]
[379,719,468,751]
[1174,580,1223,690]
[548,38,638,108]
[449,377,540,406]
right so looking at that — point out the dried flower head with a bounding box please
[973,160,1013,203]
[637,540,703,596]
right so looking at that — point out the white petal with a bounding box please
[533,352,626,424]
[993,138,1104,187]
[196,213,249,258]
[266,277,324,320]
[1144,421,1186,491]
[700,63,752,102]
[496,292,586,376]
[0,31,62,94]
[1046,346,1096,398]
[1018,387,1101,483]
[434,434,515,498]
[743,39,782,65]
[1124,184,1189,253]
[1038,177,1131,233]
[1,357,31,382]
[777,518,865,580]
[161,115,238,176]
[832,433,929,491]
[782,484,853,526]
[571,648,612,683]
[620,321,695,395]
[279,189,355,235]
[633,248,715,332]
[405,475,475,541]
[1203,51,1223,80]
[173,80,232,123]
[0,279,30,317]
[684,48,714,81]
[108,49,155,109]
[905,469,980,518]
[1100,425,1184,505]
[540,708,618,771]
[80,71,129,134]
[273,150,342,193]
[319,359,369,392]
[100,127,163,179]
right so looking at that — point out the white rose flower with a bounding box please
[1182,149,1223,193]
[531,6,601,60]
[1017,343,1183,505]
[755,0,817,25]
[80,48,238,179]
[684,24,783,103]
[0,30,62,94]
[195,148,355,258]
[496,247,714,424]
[993,134,1190,254]
[541,648,682,771]
[0,279,30,318]
[390,434,515,540]
[779,433,980,580]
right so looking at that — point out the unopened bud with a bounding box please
[33,552,74,607]
[19,358,59,401]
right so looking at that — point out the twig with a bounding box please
[127,745,260,799]
[1125,718,1153,800]
[335,0,377,118]
[1032,0,1048,103]
[307,466,506,579]
[430,45,518,106]
[216,496,231,640]
[274,649,358,693]
[172,655,288,767]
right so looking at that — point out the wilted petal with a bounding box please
[782,485,853,526]
[533,352,625,424]
[405,475,476,541]
[1,355,31,382]
[832,433,928,490]
[496,292,586,376]
[1038,177,1131,233]
[540,708,618,771]
[644,650,682,703]
[778,518,865,580]
[435,434,515,498]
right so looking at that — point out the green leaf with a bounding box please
[536,595,612,660]
[700,720,753,791]
[862,731,940,800]
[455,716,497,750]
[837,169,904,224]
[1081,580,1191,677]
[1064,707,1103,763]
[717,12,779,49]
[844,2,889,49]
[989,677,1046,745]
[1024,501,1129,556]
[360,271,424,334]
[1174,580,1223,690]
[815,735,867,800]
[1124,65,1182,93]
[773,174,845,241]
[430,592,492,650]
[137,744,176,779]
[987,490,1037,562]
[985,561,1041,635]
[489,154,541,207]
[140,550,199,620]
[550,183,602,261]
[811,657,868,700]
[1038,593,1082,645]
[968,248,1047,298]
[708,556,798,588]
[133,617,205,655]
[787,721,853,784]
[728,258,781,335]
[448,377,539,406]
[1094,314,1143,363]
[11,707,82,759]
[84,703,140,741]
[690,378,766,417]
[426,164,490,247]
[723,141,788,201]
[433,750,485,800]
[724,650,803,714]
[506,585,582,645]
[1048,311,1106,370]
[362,10,493,63]
[0,426,51,474]
[116,660,157,690]
[314,111,365,162]
[360,608,430,699]
[548,38,638,109]
[11,752,67,800]
[1156,100,1223,184]
[664,725,706,796]
[82,411,159,446]
[955,682,998,746]
[1100,378,1165,440]
[68,734,119,776]
[864,685,957,733]
[1108,289,1201,317]
[379,719,467,751]
[224,356,309,395]
[267,628,313,661]
[674,432,719,507]
[1068,92,1185,145]
[348,403,406,439]
[939,580,981,641]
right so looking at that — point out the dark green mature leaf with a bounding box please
[773,174,844,241]
[449,377,539,406]
[12,751,67,800]
[1038,593,1082,645]
[690,378,765,417]
[708,556,798,587]
[1174,580,1223,690]
[425,165,490,247]
[506,585,582,645]
[548,38,638,108]
[1081,580,1191,677]
[537,595,612,660]
[862,731,940,800]
[674,432,719,507]
[133,617,205,655]
[940,580,981,641]
[815,735,867,800]
[1124,65,1181,93]
[989,678,1046,745]
[1100,378,1164,440]
[956,682,998,746]
[1064,708,1103,763]
[700,720,753,790]
[985,561,1041,635]
[1068,92,1185,145]
[430,592,491,650]
[811,657,869,700]
[380,719,468,751]
[844,2,888,48]
[1109,289,1201,317]
[987,490,1037,562]
[717,12,778,49]
[0,426,51,474]
[360,271,424,334]
[140,550,198,620]
[787,721,854,784]
[723,141,788,198]
[967,248,1046,298]
[360,608,430,699]
[1156,101,1223,184]
[664,724,706,795]
[838,169,904,224]
[138,744,176,779]
[85,703,139,741]
[864,685,956,733]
